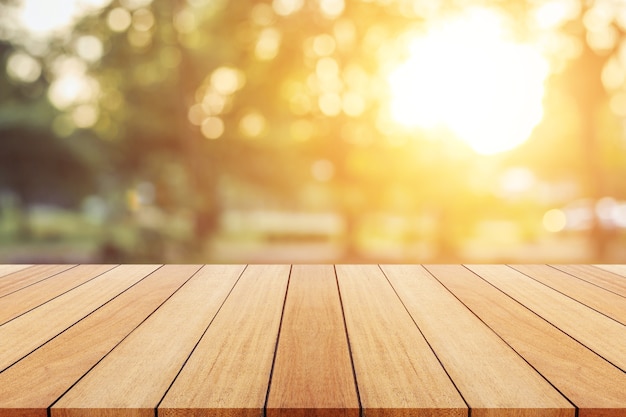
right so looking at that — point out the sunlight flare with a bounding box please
[388,8,550,155]
[18,0,112,35]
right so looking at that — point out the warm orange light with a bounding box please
[543,209,567,232]
[388,8,550,155]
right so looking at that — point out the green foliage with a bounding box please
[2,0,626,262]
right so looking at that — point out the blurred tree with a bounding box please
[501,0,626,259]
[4,0,626,262]
[0,34,102,242]
[64,0,459,260]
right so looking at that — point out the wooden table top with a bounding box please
[0,264,625,417]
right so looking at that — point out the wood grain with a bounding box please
[552,265,626,297]
[382,265,572,417]
[0,264,115,325]
[0,265,202,417]
[593,264,626,279]
[0,265,32,278]
[465,264,626,372]
[426,264,626,417]
[52,265,245,417]
[0,265,75,298]
[267,265,359,417]
[335,264,467,417]
[511,264,626,325]
[0,264,625,417]
[0,264,159,372]
[159,264,290,417]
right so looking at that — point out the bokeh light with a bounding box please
[255,28,282,61]
[107,8,132,33]
[239,111,267,138]
[3,0,626,264]
[48,73,99,110]
[75,36,104,63]
[71,104,99,128]
[319,0,345,19]
[272,0,305,16]
[313,34,336,56]
[6,52,41,83]
[201,117,225,140]
[211,67,246,96]
[132,8,155,32]
[543,209,567,233]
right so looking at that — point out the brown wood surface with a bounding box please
[381,265,572,417]
[511,264,626,325]
[0,265,201,417]
[426,264,626,417]
[466,264,626,372]
[158,264,290,417]
[0,265,32,278]
[336,264,467,417]
[553,265,626,297]
[52,265,244,417]
[0,264,625,417]
[0,265,75,298]
[0,264,159,372]
[0,264,115,325]
[594,264,626,279]
[267,265,359,417]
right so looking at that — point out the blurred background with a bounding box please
[1,0,626,264]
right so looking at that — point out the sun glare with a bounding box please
[388,8,550,155]
[18,0,113,36]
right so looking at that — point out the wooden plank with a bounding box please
[335,264,466,417]
[381,265,572,417]
[0,264,116,325]
[267,265,359,417]
[426,264,626,417]
[0,265,75,298]
[0,265,32,278]
[465,265,626,372]
[52,265,245,417]
[0,264,202,417]
[511,264,626,325]
[159,264,290,417]
[0,264,159,372]
[593,264,626,279]
[552,265,626,297]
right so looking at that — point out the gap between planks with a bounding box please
[1,265,626,417]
